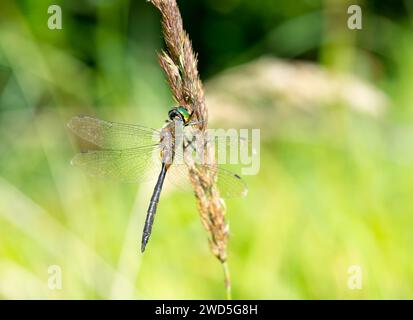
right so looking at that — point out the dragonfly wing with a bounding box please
[205,165,248,198]
[182,133,255,167]
[68,115,160,149]
[71,146,162,183]
[167,163,248,198]
[165,164,193,193]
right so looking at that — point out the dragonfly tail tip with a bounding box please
[141,240,147,253]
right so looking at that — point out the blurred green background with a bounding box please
[1,0,413,299]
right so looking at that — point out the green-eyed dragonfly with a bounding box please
[68,106,247,252]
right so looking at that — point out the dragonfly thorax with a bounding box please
[159,118,185,166]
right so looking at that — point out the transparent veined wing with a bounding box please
[182,132,255,167]
[68,115,248,196]
[206,134,252,149]
[71,145,162,183]
[166,163,248,198]
[182,129,252,149]
[213,166,248,198]
[68,115,160,149]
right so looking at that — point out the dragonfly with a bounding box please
[68,106,247,252]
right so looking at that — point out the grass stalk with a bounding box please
[148,0,231,298]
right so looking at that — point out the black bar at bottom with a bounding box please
[0,300,407,318]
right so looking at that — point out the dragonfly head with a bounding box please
[168,106,191,125]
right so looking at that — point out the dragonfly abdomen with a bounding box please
[141,163,168,253]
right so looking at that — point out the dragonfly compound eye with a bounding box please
[176,106,191,124]
[168,108,180,121]
[168,106,191,124]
